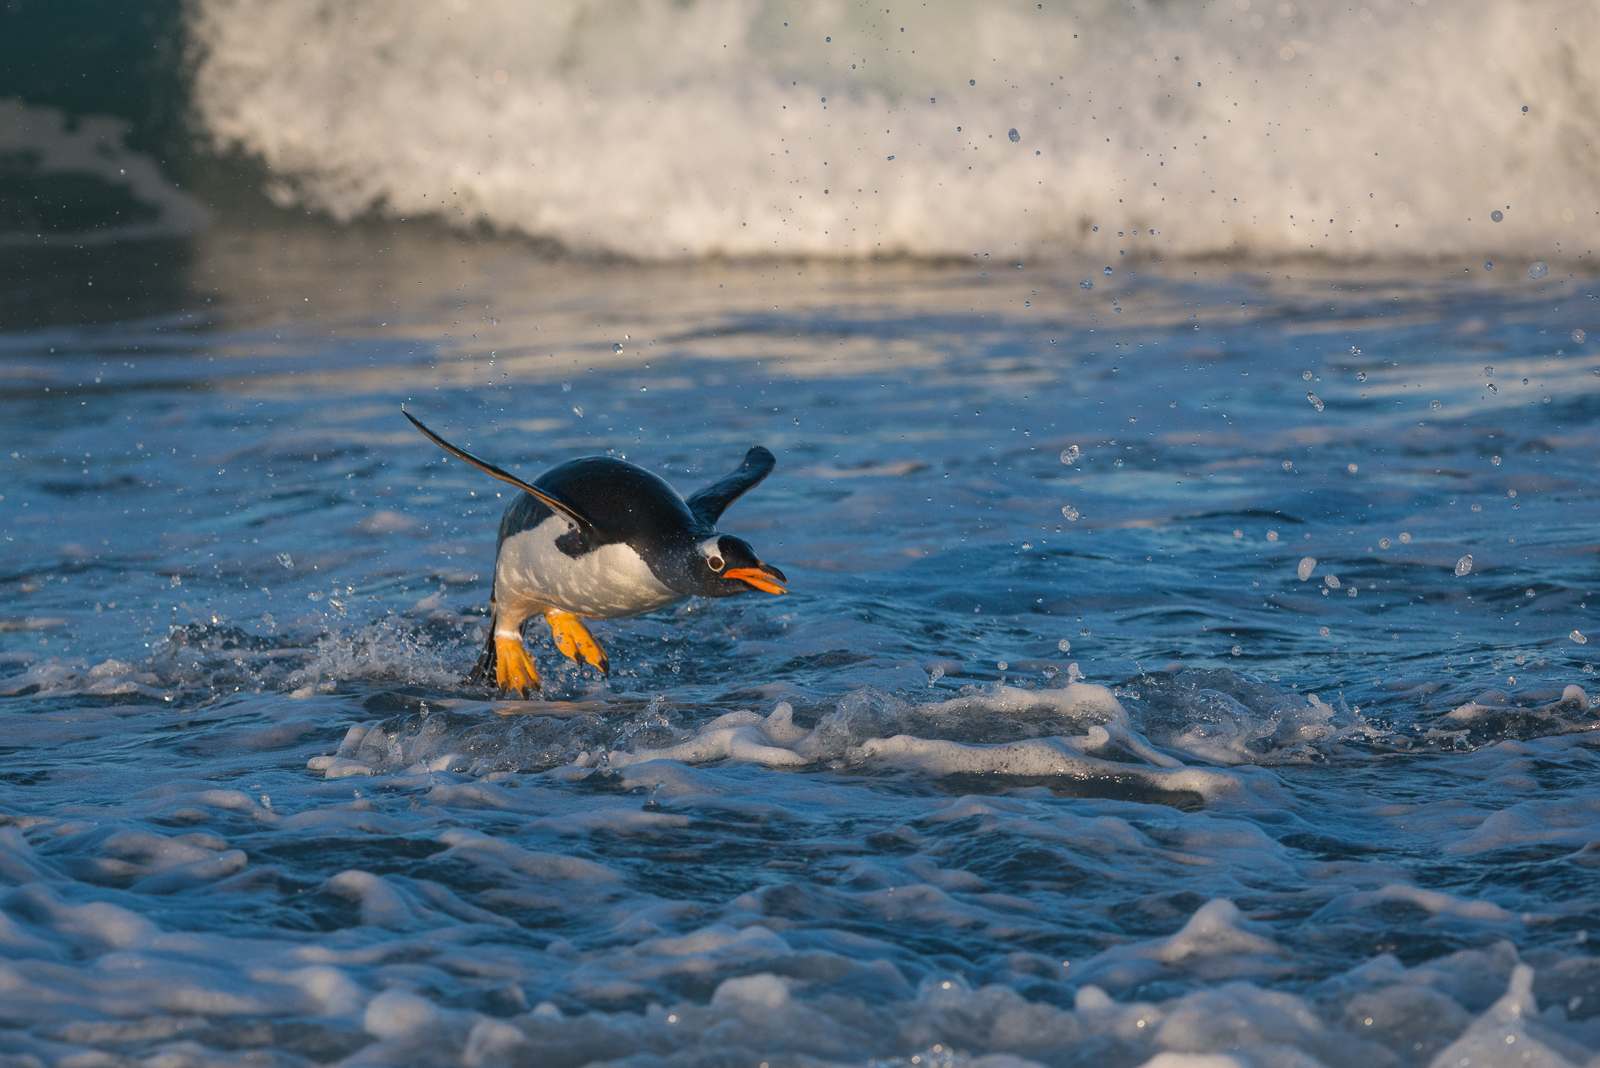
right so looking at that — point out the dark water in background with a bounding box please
[2,220,1599,1066]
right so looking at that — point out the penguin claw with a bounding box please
[546,611,610,676]
[494,637,541,698]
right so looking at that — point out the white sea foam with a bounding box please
[1429,964,1599,1068]
[306,672,1593,805]
[1,911,1588,1068]
[188,0,1600,261]
[10,737,1600,1066]
[0,101,211,247]
[1117,669,1389,766]
[1066,898,1293,994]
[0,618,480,705]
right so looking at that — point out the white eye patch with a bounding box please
[699,537,725,571]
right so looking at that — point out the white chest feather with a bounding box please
[494,516,681,619]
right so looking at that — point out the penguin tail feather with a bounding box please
[466,621,497,688]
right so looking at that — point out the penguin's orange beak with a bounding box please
[726,563,787,595]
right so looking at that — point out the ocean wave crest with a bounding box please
[188,0,1600,260]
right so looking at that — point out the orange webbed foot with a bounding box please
[495,636,541,698]
[545,610,610,675]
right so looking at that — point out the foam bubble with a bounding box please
[711,972,790,1009]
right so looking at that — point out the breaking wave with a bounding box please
[186,0,1600,261]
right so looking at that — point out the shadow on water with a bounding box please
[0,239,197,331]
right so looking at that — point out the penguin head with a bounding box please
[691,534,787,597]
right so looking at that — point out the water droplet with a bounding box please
[1492,455,1501,465]
[1058,639,1071,652]
[1399,532,1411,543]
[1307,392,1324,411]
[1008,128,1020,142]
[1061,505,1080,521]
[969,78,976,85]
[1529,261,1550,279]
[561,382,572,392]
[1484,366,1494,376]
[613,342,625,353]
[1302,370,1313,380]
[1318,626,1331,637]
[1347,463,1358,474]
[1079,279,1093,290]
[1266,530,1279,541]
[277,554,294,569]
[1571,630,1589,645]
[1525,589,1535,597]
[1297,556,1316,581]
[1379,537,1391,548]
[928,665,945,685]
[1061,445,1080,463]
[1573,329,1587,344]
[1233,529,1243,538]
[1231,645,1242,656]
[1487,383,1498,393]
[1484,261,1494,271]
[573,406,584,417]
[1103,267,1113,275]
[1454,555,1473,576]
[997,661,1009,671]
[1430,399,1442,410]
[1491,210,1503,222]
[1281,460,1292,470]
[1356,371,1366,382]
[1325,574,1341,589]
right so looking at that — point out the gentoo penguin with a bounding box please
[403,409,786,696]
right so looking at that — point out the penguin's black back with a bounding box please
[497,456,705,555]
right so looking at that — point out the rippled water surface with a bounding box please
[3,233,1599,1068]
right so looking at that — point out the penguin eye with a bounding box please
[707,556,725,571]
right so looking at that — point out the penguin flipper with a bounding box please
[403,408,597,538]
[686,446,776,526]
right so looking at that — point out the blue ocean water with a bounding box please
[2,229,1598,1066]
